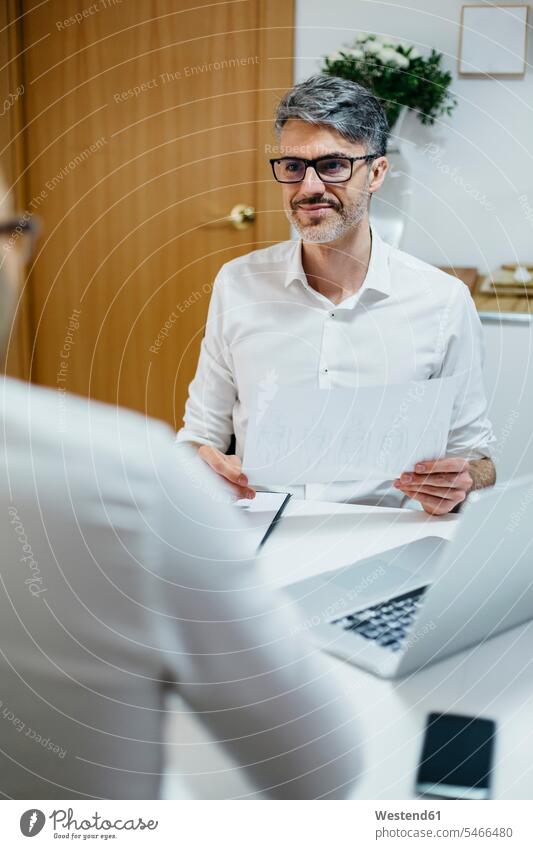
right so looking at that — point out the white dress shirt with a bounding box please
[177,230,495,506]
[0,376,361,799]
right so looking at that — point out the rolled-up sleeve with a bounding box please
[436,282,496,460]
[176,268,237,452]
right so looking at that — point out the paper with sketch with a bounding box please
[243,378,456,485]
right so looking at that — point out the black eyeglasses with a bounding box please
[0,213,41,261]
[270,153,381,184]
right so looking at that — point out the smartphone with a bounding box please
[416,712,496,799]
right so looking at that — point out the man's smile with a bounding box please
[293,199,341,219]
[297,205,336,218]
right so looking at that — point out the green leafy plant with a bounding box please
[322,34,457,130]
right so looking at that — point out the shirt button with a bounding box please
[330,312,335,318]
[322,367,328,374]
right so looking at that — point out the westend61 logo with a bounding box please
[19,807,159,838]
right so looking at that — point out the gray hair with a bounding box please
[274,74,389,155]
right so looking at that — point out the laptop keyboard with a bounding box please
[331,586,428,652]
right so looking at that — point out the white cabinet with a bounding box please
[481,313,533,482]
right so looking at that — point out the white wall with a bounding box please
[295,0,533,273]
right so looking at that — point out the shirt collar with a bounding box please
[284,228,391,302]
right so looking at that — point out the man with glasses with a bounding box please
[178,75,496,514]
[0,178,360,798]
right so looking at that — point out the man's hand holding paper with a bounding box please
[393,457,475,515]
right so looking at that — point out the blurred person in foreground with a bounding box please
[0,178,360,799]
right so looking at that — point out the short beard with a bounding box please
[287,182,370,244]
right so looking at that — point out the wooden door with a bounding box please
[7,0,293,426]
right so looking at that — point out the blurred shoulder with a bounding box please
[2,376,172,476]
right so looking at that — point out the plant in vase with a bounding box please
[322,34,457,135]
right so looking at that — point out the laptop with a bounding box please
[284,477,533,678]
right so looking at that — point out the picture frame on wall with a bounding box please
[458,4,529,77]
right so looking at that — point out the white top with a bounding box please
[0,377,361,799]
[176,230,495,506]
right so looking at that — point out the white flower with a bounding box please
[364,40,382,55]
[327,51,344,61]
[345,47,364,60]
[355,32,369,43]
[392,52,410,68]
[378,47,409,68]
[409,47,421,59]
[378,47,397,62]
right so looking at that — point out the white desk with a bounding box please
[163,500,533,800]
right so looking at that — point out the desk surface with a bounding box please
[164,500,533,800]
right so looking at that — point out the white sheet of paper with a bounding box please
[243,379,456,485]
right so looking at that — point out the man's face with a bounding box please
[276,120,386,243]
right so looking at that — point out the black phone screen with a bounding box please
[416,712,496,799]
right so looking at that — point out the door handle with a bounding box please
[226,203,255,230]
[202,203,256,230]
